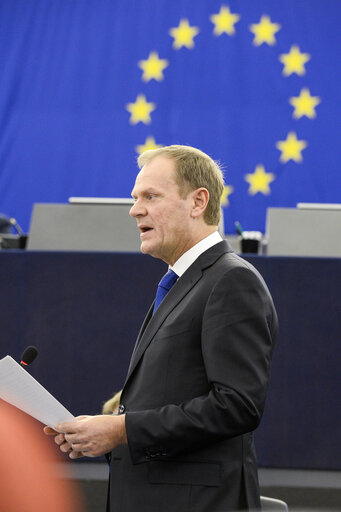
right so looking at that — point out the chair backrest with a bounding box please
[261,495,289,511]
[0,214,12,234]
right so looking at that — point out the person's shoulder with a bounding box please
[210,251,268,288]
[199,241,265,285]
[214,250,255,272]
[223,251,257,270]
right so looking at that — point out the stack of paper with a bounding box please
[0,355,74,428]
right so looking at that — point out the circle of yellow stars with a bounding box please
[125,5,321,207]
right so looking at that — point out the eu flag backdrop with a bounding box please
[0,0,340,234]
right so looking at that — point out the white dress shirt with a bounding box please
[171,231,223,278]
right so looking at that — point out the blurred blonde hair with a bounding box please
[102,390,122,415]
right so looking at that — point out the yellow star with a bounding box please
[244,165,275,195]
[135,136,162,155]
[279,45,311,76]
[210,6,240,36]
[221,184,234,206]
[276,132,308,163]
[169,18,199,49]
[249,15,281,46]
[289,88,321,119]
[126,94,156,125]
[138,51,169,82]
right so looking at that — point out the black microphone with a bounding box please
[20,346,38,368]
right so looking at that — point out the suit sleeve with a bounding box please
[125,266,277,464]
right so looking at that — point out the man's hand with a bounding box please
[43,414,127,459]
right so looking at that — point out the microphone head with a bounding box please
[20,346,38,366]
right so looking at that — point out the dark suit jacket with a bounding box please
[109,241,278,512]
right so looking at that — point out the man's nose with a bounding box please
[129,200,144,218]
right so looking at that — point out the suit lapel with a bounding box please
[124,240,233,386]
[127,302,153,374]
[125,262,202,384]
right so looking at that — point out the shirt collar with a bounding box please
[171,231,222,278]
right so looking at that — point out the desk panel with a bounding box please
[0,252,340,469]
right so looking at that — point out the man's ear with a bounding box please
[191,188,209,218]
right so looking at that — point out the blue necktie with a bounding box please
[153,269,178,314]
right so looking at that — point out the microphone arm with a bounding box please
[10,218,24,237]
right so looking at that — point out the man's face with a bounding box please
[129,155,194,265]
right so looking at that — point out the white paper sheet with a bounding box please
[0,355,75,428]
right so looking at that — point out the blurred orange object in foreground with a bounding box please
[0,399,84,512]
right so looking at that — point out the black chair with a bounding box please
[0,214,13,234]
[261,496,289,511]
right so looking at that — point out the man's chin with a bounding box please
[140,241,159,259]
[140,241,152,255]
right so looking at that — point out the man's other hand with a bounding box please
[43,414,127,459]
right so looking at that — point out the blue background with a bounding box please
[0,0,340,234]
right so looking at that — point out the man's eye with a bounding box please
[148,194,155,200]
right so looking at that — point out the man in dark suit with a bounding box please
[46,145,277,511]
